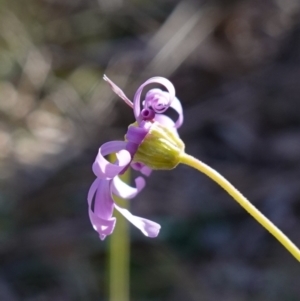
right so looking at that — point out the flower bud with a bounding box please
[129,122,185,170]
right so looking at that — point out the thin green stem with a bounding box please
[180,152,300,262]
[109,156,130,301]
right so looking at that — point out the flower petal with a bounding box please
[114,204,161,237]
[145,89,171,113]
[111,176,145,199]
[88,179,116,240]
[87,178,101,205]
[89,209,116,240]
[151,90,183,129]
[168,95,183,129]
[154,114,175,128]
[133,77,175,123]
[93,180,114,220]
[92,141,131,179]
[140,165,152,176]
[131,162,153,176]
[126,125,149,145]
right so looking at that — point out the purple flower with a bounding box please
[87,76,184,240]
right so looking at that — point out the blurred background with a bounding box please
[1,0,300,300]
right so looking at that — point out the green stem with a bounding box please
[109,156,130,301]
[180,152,300,262]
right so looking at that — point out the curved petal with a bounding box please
[93,180,114,220]
[111,176,145,199]
[87,179,116,240]
[154,90,183,129]
[145,89,171,114]
[125,122,152,157]
[114,204,161,238]
[133,77,175,123]
[92,141,131,179]
[131,162,153,177]
[89,209,116,240]
[140,165,152,176]
[126,125,149,145]
[87,178,101,206]
[168,96,183,129]
[154,114,175,128]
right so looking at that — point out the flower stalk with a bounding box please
[179,153,300,262]
[109,154,130,301]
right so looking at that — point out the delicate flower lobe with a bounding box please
[133,77,175,123]
[114,204,161,238]
[92,141,131,179]
[111,176,145,199]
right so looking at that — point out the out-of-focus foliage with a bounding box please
[0,0,300,300]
